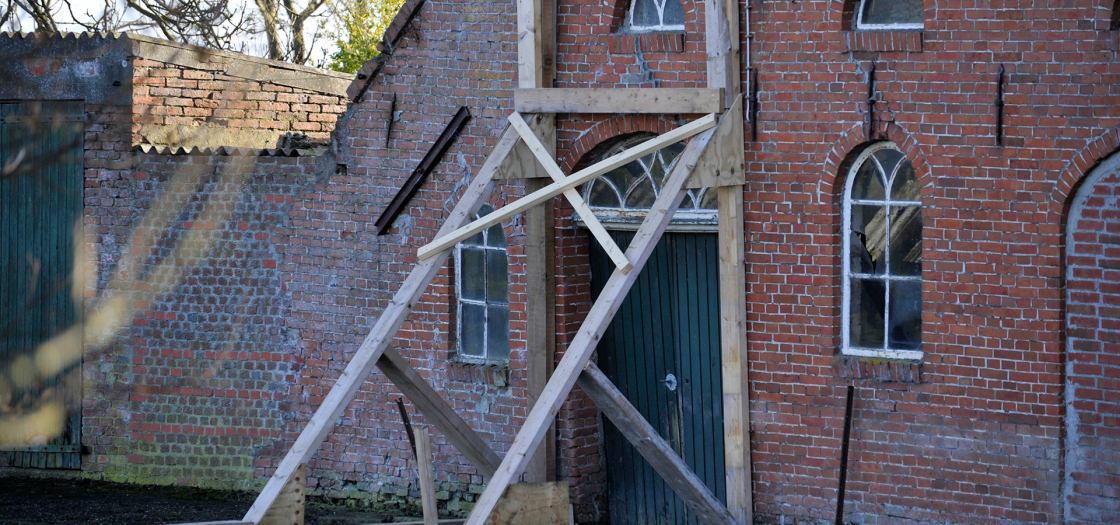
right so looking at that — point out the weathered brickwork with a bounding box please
[81,151,323,489]
[1066,152,1120,525]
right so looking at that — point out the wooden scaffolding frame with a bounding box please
[181,0,751,523]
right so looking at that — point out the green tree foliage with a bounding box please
[324,0,404,73]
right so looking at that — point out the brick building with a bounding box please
[3,0,1120,522]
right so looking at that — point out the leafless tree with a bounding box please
[126,0,258,52]
[254,0,327,64]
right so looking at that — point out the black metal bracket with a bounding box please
[749,67,760,142]
[834,385,855,525]
[396,397,417,459]
[995,64,1005,146]
[865,62,878,140]
[375,106,472,235]
[385,93,397,148]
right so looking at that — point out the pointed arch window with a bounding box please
[582,135,716,228]
[629,0,685,31]
[455,204,509,361]
[842,143,923,359]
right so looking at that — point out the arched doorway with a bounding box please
[583,136,726,524]
[1065,150,1120,524]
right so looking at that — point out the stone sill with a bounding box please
[846,30,923,53]
[449,361,511,388]
[833,354,922,383]
[605,32,686,54]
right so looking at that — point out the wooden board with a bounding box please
[241,131,512,525]
[260,463,306,525]
[378,348,502,479]
[495,113,555,180]
[484,483,570,525]
[705,0,739,97]
[576,364,737,525]
[462,125,717,525]
[517,0,542,88]
[514,88,724,114]
[687,94,745,189]
[416,427,438,525]
[418,113,717,261]
[718,185,751,525]
[523,177,556,484]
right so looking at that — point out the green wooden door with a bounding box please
[590,230,725,525]
[1,101,84,469]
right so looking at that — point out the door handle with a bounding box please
[661,373,678,392]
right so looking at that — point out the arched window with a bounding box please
[455,204,509,360]
[856,0,923,30]
[842,143,922,359]
[628,0,685,31]
[582,135,716,228]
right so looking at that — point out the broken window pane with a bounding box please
[850,204,886,274]
[889,206,922,276]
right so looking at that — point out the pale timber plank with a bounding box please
[241,135,513,524]
[687,94,745,189]
[378,347,502,479]
[416,427,438,525]
[260,463,306,525]
[718,185,751,525]
[462,124,717,525]
[507,112,632,273]
[704,0,737,98]
[514,88,724,114]
[484,482,570,525]
[517,0,542,88]
[418,113,717,261]
[577,363,737,525]
[523,177,557,484]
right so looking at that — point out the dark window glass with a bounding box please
[850,279,885,348]
[860,0,923,26]
[456,204,510,360]
[631,0,685,29]
[888,281,922,350]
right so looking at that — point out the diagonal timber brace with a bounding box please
[241,113,717,524]
[463,122,720,525]
[240,122,514,524]
[507,112,632,273]
[416,113,717,261]
[577,362,738,525]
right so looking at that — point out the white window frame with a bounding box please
[841,142,923,360]
[855,0,924,31]
[453,206,510,362]
[628,0,686,32]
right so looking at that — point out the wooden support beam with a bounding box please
[687,95,746,189]
[416,427,439,525]
[375,106,472,234]
[494,113,555,180]
[523,176,556,484]
[517,0,542,88]
[378,348,502,479]
[260,464,306,525]
[241,131,514,525]
[514,88,725,114]
[577,363,738,525]
[718,184,751,525]
[508,112,632,273]
[485,482,570,524]
[463,124,717,525]
[418,113,717,261]
[705,0,739,98]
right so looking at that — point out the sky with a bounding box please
[8,0,339,67]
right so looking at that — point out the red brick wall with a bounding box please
[1065,151,1120,525]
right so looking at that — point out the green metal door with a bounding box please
[590,230,725,525]
[1,101,85,469]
